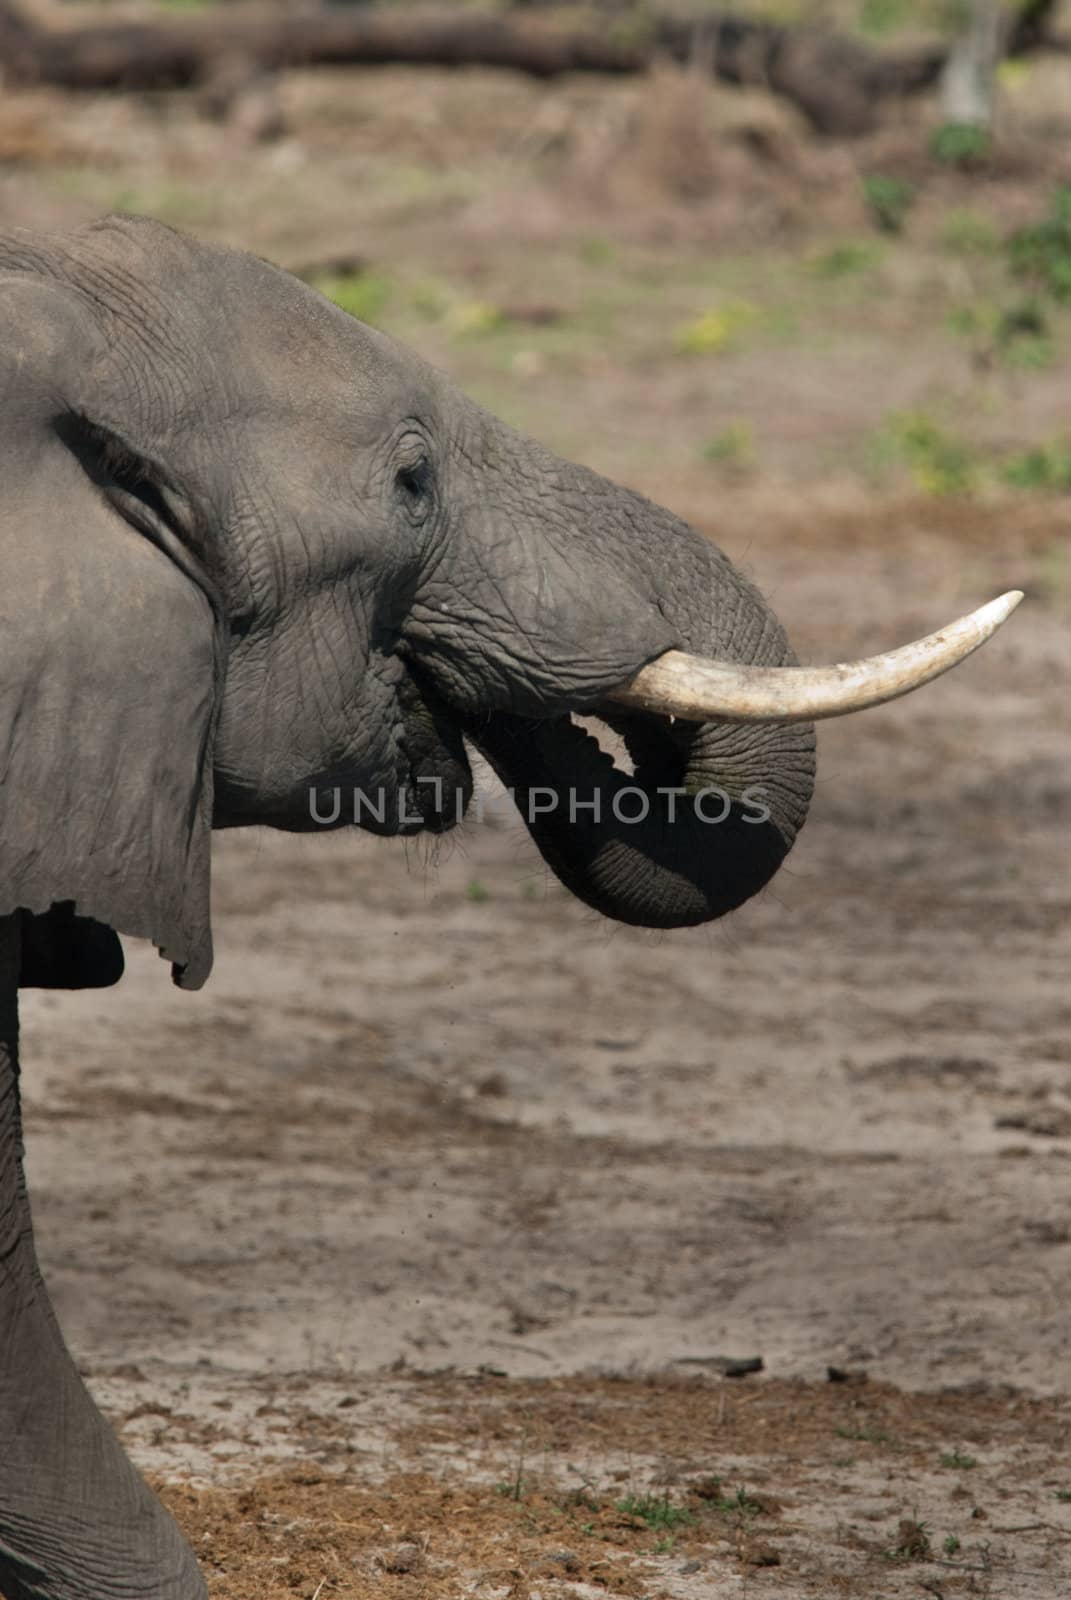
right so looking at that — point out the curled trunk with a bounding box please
[407,413,817,929]
[468,706,814,927]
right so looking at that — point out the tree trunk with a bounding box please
[939,0,1002,128]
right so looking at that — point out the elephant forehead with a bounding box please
[70,215,433,424]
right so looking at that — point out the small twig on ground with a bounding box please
[993,1519,1071,1539]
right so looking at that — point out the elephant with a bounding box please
[0,215,1019,1600]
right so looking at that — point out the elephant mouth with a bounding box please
[317,665,473,841]
[232,668,474,838]
[390,670,473,837]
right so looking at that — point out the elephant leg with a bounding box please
[0,916,206,1600]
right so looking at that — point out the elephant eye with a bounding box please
[395,455,433,504]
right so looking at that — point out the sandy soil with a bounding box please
[3,40,1071,1599]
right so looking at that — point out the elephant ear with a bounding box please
[0,270,221,990]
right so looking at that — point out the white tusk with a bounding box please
[606,590,1024,725]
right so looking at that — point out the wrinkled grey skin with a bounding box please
[0,217,815,1599]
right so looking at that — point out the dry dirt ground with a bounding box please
[3,36,1071,1600]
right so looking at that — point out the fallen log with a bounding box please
[0,1,1062,139]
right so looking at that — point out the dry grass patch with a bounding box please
[157,1374,1071,1598]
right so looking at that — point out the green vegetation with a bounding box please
[1002,440,1071,491]
[674,301,759,355]
[312,269,393,326]
[1001,327,1056,373]
[808,240,880,277]
[935,186,1071,374]
[940,1449,978,1470]
[945,300,997,340]
[862,174,915,235]
[834,1422,893,1445]
[930,122,991,168]
[876,409,1071,498]
[947,297,1055,370]
[494,1427,528,1501]
[943,1533,962,1555]
[693,1482,763,1516]
[466,879,491,904]
[579,237,616,267]
[882,411,978,497]
[485,1471,769,1554]
[856,0,955,34]
[940,208,1001,258]
[701,420,757,475]
[1007,187,1071,304]
[450,300,508,338]
[887,1514,931,1561]
[859,0,914,34]
[615,1492,696,1532]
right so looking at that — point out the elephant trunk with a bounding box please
[466,663,815,931]
[407,411,1015,928]
[402,415,818,927]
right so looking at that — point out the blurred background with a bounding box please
[4,0,1071,515]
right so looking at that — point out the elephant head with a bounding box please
[0,216,1018,991]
